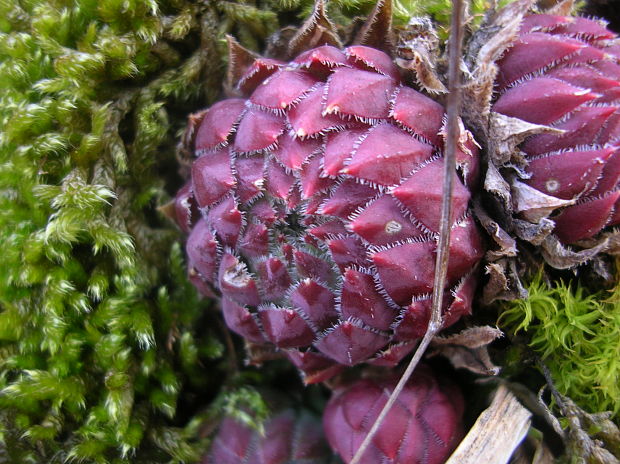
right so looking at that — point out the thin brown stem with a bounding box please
[349,1,466,462]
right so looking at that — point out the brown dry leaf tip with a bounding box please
[429,326,503,376]
[353,0,394,53]
[473,200,518,258]
[288,0,342,58]
[395,17,447,94]
[511,180,575,224]
[482,259,529,304]
[243,340,285,366]
[487,113,561,167]
[512,216,555,246]
[158,199,177,223]
[179,109,208,160]
[225,35,259,96]
[545,0,575,16]
[540,232,619,269]
[440,117,482,185]
[432,325,503,349]
[264,26,298,59]
[462,0,536,131]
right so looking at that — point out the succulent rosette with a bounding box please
[204,408,336,464]
[173,5,485,382]
[495,14,620,244]
[465,3,620,272]
[323,365,464,464]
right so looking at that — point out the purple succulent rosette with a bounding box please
[205,408,335,464]
[323,365,464,464]
[464,3,620,278]
[493,14,620,244]
[175,44,484,383]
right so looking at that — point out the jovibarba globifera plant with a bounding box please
[463,0,620,277]
[174,0,485,385]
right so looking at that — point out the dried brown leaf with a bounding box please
[488,113,561,166]
[225,35,258,96]
[484,262,509,295]
[288,0,341,58]
[264,26,297,59]
[158,199,177,223]
[512,218,555,245]
[466,0,534,70]
[429,326,503,375]
[396,54,447,93]
[540,232,620,269]
[395,17,447,94]
[545,0,575,16]
[473,200,517,259]
[432,326,503,349]
[244,341,283,366]
[181,110,207,153]
[354,0,393,52]
[440,117,481,182]
[574,228,620,255]
[176,109,208,174]
[482,259,528,304]
[484,161,512,212]
[426,344,498,376]
[462,0,535,132]
[512,180,575,223]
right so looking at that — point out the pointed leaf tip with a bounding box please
[288,0,342,58]
[226,35,258,94]
[354,0,394,53]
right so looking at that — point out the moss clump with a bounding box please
[500,272,620,418]
[0,0,286,461]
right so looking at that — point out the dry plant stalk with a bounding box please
[446,384,532,464]
[349,0,466,461]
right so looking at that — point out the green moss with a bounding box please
[0,0,288,461]
[500,272,620,418]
